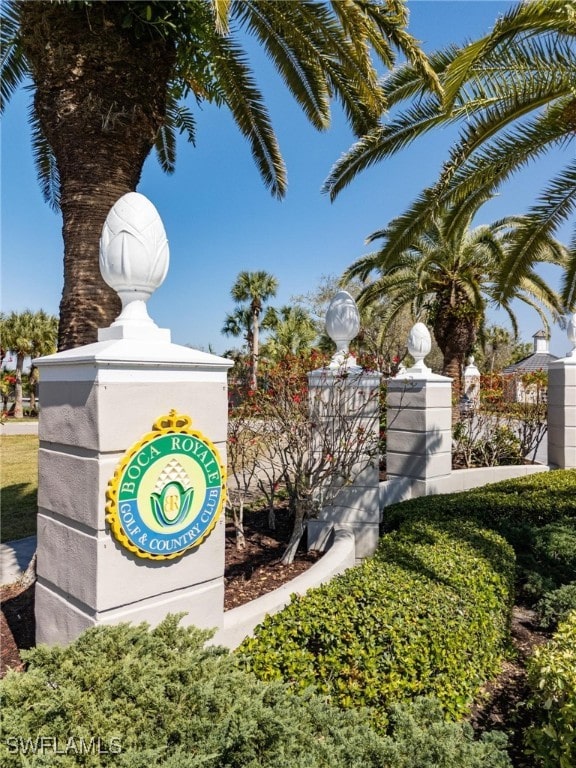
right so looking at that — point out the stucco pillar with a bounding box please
[386,323,452,500]
[34,194,232,645]
[306,292,381,559]
[547,315,576,469]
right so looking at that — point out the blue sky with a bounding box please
[1,1,573,358]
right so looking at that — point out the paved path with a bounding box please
[1,421,39,435]
[0,536,37,586]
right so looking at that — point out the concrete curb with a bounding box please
[211,525,356,650]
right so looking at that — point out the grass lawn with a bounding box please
[0,434,38,543]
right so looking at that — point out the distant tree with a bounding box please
[343,199,565,392]
[261,306,317,360]
[222,307,254,351]
[477,325,532,374]
[0,309,58,417]
[225,271,278,390]
[293,274,414,373]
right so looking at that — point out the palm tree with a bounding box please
[28,310,59,411]
[0,309,58,417]
[222,307,254,352]
[261,305,317,360]
[325,0,576,307]
[1,1,439,351]
[343,198,566,392]
[225,271,278,388]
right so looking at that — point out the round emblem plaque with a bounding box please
[105,411,226,560]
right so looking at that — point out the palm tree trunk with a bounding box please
[433,302,478,400]
[442,352,463,391]
[29,366,38,412]
[251,310,259,390]
[19,3,175,349]
[14,354,24,419]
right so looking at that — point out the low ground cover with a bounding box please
[0,616,512,768]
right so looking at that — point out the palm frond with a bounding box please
[293,1,386,134]
[171,102,197,143]
[561,227,576,309]
[442,0,576,110]
[29,97,59,210]
[342,252,381,284]
[0,0,28,112]
[364,187,439,264]
[233,0,331,131]
[382,45,459,106]
[330,0,396,70]
[208,32,286,198]
[498,161,576,299]
[361,1,442,96]
[154,124,177,174]
[517,272,565,319]
[323,97,459,200]
[437,103,570,211]
[438,89,571,200]
[212,0,231,35]
[442,190,494,242]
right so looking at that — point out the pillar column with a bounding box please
[386,323,452,499]
[34,194,232,645]
[463,355,481,409]
[547,315,576,469]
[306,291,381,559]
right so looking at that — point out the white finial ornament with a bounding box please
[98,192,170,341]
[407,322,432,373]
[464,355,480,376]
[325,291,361,369]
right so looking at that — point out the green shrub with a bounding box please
[382,470,576,603]
[536,582,576,630]
[525,610,576,768]
[362,696,512,768]
[0,616,512,768]
[238,518,514,726]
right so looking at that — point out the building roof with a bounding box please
[502,351,559,374]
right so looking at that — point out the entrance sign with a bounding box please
[106,410,226,560]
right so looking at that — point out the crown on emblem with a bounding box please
[153,410,193,432]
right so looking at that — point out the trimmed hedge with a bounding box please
[382,470,576,603]
[0,616,512,768]
[525,610,576,768]
[238,517,515,726]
